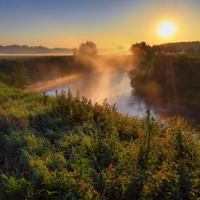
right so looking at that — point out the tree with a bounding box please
[129,42,159,60]
[161,44,177,53]
[185,48,195,54]
[12,60,31,89]
[73,41,98,57]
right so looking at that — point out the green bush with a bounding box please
[0,86,200,199]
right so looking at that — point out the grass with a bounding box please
[0,82,200,199]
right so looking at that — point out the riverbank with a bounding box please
[1,55,200,125]
[128,54,200,111]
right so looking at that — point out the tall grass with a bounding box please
[0,83,200,199]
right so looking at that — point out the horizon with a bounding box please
[0,40,200,56]
[1,40,200,51]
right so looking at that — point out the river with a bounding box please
[26,72,200,125]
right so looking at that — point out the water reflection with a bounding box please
[26,72,200,125]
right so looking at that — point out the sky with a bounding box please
[0,0,200,49]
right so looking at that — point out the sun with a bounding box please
[157,21,177,39]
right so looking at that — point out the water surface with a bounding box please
[26,72,200,124]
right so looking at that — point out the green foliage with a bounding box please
[0,59,31,89]
[12,60,31,89]
[0,86,200,199]
[128,53,200,111]
[0,72,12,86]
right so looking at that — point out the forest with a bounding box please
[128,42,200,112]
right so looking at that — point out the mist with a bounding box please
[25,52,200,124]
[25,54,152,117]
[26,54,134,100]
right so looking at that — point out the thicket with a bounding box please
[128,53,200,110]
[0,55,132,85]
[0,59,30,89]
[0,82,200,199]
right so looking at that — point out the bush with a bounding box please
[0,87,200,199]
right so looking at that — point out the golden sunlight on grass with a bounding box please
[157,21,177,39]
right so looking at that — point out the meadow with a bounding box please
[0,80,200,199]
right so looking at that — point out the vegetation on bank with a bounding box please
[0,81,200,199]
[128,42,200,111]
[158,41,200,54]
[0,59,31,89]
[0,55,132,85]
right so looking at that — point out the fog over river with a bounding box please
[26,72,200,125]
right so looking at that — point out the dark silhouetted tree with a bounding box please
[73,41,97,57]
[185,48,195,54]
[161,44,177,53]
[129,42,160,64]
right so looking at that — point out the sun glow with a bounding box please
[157,21,177,39]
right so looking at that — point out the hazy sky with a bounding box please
[1,0,200,49]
